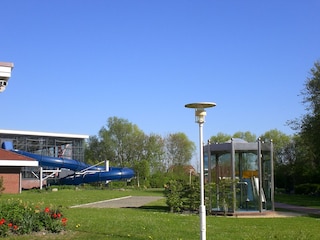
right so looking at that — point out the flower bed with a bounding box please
[0,199,67,237]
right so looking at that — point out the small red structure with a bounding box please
[0,149,38,194]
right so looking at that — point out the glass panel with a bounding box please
[236,152,260,211]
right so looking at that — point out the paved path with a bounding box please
[70,196,164,209]
[71,197,320,218]
[275,202,320,216]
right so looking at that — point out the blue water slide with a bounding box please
[11,149,101,171]
[11,149,134,184]
[1,141,134,184]
[60,167,134,185]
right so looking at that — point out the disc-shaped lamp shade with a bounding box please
[185,102,216,109]
[185,102,216,123]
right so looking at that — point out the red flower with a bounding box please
[57,213,61,218]
[44,207,50,213]
[0,218,6,225]
[52,213,57,219]
[13,225,18,230]
[8,223,13,228]
[61,218,67,226]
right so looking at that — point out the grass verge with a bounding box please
[0,188,320,239]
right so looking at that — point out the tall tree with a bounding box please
[98,117,146,166]
[260,129,293,189]
[84,135,107,165]
[287,61,320,184]
[233,131,257,142]
[210,132,231,143]
[260,129,291,164]
[296,61,320,180]
[144,133,166,173]
[165,132,196,169]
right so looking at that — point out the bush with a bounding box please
[149,172,170,188]
[0,199,67,237]
[0,177,5,195]
[164,178,202,213]
[164,180,185,212]
[295,183,320,196]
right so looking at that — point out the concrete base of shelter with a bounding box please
[210,210,304,218]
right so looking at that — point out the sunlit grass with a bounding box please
[1,188,320,239]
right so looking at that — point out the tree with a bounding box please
[209,131,256,144]
[85,135,107,165]
[210,132,231,143]
[293,61,320,182]
[165,132,196,169]
[144,133,166,173]
[260,129,294,189]
[260,129,291,164]
[85,117,171,187]
[98,117,146,167]
[233,131,256,142]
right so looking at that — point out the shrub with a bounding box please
[184,183,200,211]
[295,183,320,196]
[164,178,202,213]
[164,180,185,212]
[0,177,5,195]
[0,199,67,237]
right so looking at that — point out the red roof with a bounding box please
[0,149,35,161]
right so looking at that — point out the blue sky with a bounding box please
[1,1,319,154]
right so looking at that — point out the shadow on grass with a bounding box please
[122,205,169,213]
[138,205,169,212]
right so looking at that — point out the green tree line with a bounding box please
[85,61,320,192]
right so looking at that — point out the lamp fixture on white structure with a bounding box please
[185,102,216,240]
[0,62,14,93]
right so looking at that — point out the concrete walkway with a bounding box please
[275,202,320,216]
[70,196,164,209]
[70,197,320,218]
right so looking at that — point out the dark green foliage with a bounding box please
[184,179,201,211]
[294,183,320,196]
[164,179,185,212]
[0,177,4,195]
[149,171,170,188]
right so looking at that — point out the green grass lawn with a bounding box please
[1,187,320,239]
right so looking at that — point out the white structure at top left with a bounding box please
[0,62,14,93]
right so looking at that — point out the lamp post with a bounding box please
[185,102,216,240]
[0,62,14,93]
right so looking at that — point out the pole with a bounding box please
[199,122,206,240]
[207,140,212,214]
[40,167,43,190]
[270,140,275,211]
[258,138,262,212]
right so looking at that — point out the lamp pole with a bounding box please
[185,102,216,240]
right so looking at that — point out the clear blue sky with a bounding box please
[1,1,319,153]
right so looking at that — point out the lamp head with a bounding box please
[0,62,14,93]
[185,102,216,124]
[195,108,207,123]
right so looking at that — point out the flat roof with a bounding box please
[0,149,38,167]
[0,129,89,139]
[0,62,14,68]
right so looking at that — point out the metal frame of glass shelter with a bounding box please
[204,138,274,214]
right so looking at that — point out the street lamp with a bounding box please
[185,102,216,240]
[0,62,14,93]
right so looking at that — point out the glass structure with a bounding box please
[203,138,274,214]
[0,129,88,180]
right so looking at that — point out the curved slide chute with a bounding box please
[5,146,134,185]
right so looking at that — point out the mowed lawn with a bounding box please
[1,188,320,240]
